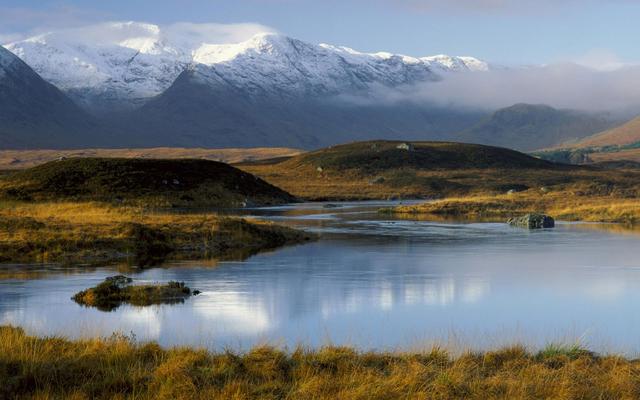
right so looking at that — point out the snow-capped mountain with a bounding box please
[4,22,190,113]
[4,22,488,114]
[189,33,487,99]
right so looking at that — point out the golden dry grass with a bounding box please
[393,190,640,223]
[2,326,640,399]
[0,201,312,264]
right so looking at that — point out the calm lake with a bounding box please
[2,201,640,353]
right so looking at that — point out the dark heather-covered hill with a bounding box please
[238,140,583,200]
[0,158,296,207]
[280,140,558,171]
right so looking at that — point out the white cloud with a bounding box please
[165,22,277,47]
[337,60,640,114]
[570,49,628,71]
[400,63,640,112]
[3,20,277,49]
[0,1,276,47]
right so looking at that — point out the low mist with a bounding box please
[349,63,640,116]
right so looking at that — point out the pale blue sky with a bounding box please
[1,0,639,65]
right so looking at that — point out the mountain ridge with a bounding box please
[4,23,488,115]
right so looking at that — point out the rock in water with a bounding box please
[507,213,555,229]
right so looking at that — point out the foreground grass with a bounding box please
[2,326,640,399]
[392,190,640,223]
[0,201,312,265]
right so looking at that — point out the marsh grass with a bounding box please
[2,326,640,399]
[0,201,312,264]
[393,191,640,223]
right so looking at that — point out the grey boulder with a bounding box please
[507,213,555,229]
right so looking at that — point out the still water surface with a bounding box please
[2,201,640,352]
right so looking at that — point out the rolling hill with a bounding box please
[0,158,296,207]
[238,140,591,200]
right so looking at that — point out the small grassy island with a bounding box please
[72,275,197,311]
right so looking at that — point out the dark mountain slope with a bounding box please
[119,70,485,149]
[457,104,615,151]
[0,46,107,149]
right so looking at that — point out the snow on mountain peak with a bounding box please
[192,32,285,64]
[3,22,490,112]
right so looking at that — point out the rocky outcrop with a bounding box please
[507,213,555,229]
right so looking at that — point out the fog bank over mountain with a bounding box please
[362,63,640,116]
